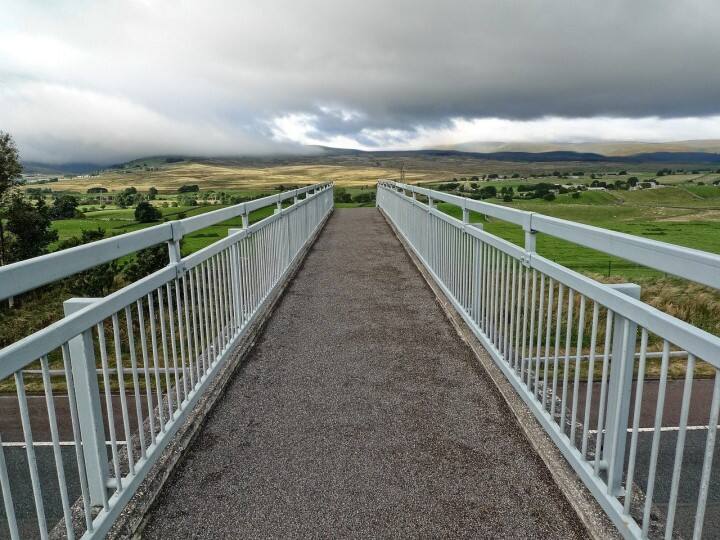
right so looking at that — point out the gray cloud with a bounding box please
[1,0,720,162]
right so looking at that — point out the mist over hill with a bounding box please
[21,143,720,175]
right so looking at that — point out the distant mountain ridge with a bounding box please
[21,161,103,175]
[22,144,720,173]
[441,139,720,156]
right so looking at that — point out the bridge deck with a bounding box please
[141,208,586,538]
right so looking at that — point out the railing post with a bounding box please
[167,221,183,265]
[228,228,244,325]
[523,214,536,255]
[462,203,470,224]
[603,282,641,496]
[63,297,108,507]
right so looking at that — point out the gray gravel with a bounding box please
[141,208,587,539]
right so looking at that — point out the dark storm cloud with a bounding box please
[1,0,720,162]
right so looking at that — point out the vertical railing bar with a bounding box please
[157,289,174,420]
[165,283,182,408]
[560,289,575,434]
[173,278,189,400]
[112,312,135,474]
[526,269,538,390]
[135,299,156,446]
[40,355,76,538]
[147,293,165,430]
[534,273,546,398]
[0,432,20,540]
[542,279,555,410]
[520,262,530,380]
[623,328,648,514]
[61,342,94,532]
[570,295,587,444]
[641,340,671,538]
[581,303,600,457]
[594,310,614,475]
[97,321,123,490]
[693,369,720,539]
[124,305,146,459]
[181,273,196,391]
[15,370,49,539]
[664,353,696,539]
[513,263,525,372]
[550,283,565,419]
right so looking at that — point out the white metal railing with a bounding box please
[378,180,720,539]
[0,183,333,539]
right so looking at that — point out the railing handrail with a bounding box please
[379,182,720,368]
[0,182,331,301]
[0,184,332,378]
[382,180,720,290]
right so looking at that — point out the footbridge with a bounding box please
[1,182,720,539]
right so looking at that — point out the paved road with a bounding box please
[141,208,586,538]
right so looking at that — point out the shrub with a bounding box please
[543,192,556,201]
[135,201,162,222]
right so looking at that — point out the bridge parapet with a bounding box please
[0,183,333,539]
[378,180,720,539]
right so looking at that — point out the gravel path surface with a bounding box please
[141,208,586,539]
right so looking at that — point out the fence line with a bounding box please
[0,183,333,539]
[378,180,720,539]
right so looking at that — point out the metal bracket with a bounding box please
[173,261,186,279]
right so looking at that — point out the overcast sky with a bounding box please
[2,0,720,163]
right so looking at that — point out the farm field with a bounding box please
[7,156,720,348]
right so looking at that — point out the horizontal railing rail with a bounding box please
[0,183,333,539]
[388,181,720,290]
[0,183,330,301]
[378,180,720,539]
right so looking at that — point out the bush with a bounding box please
[123,244,169,282]
[543,192,556,201]
[135,201,162,222]
[115,187,139,208]
[352,192,375,204]
[178,184,199,193]
[57,228,116,296]
[51,195,81,219]
[503,195,513,202]
[334,189,352,203]
[571,192,581,199]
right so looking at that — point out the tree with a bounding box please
[115,187,140,208]
[51,194,80,219]
[333,189,352,203]
[57,228,117,296]
[123,244,169,282]
[0,131,23,265]
[4,194,58,263]
[135,201,162,222]
[148,187,158,200]
[177,184,199,193]
[543,192,556,201]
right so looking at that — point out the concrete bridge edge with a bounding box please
[102,208,335,539]
[378,207,621,540]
